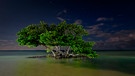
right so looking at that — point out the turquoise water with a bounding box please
[0,50,135,76]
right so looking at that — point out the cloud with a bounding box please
[56,17,65,21]
[94,30,135,50]
[0,45,45,50]
[74,19,82,25]
[57,10,67,16]
[86,23,105,35]
[86,23,135,50]
[56,9,67,21]
[96,17,113,21]
[0,40,15,46]
[87,23,104,29]
[0,39,45,50]
[106,30,135,42]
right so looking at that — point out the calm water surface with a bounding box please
[0,50,135,76]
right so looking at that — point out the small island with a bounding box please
[16,21,98,59]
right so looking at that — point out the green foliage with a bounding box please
[39,31,58,46]
[46,46,54,53]
[16,21,97,58]
[70,40,97,58]
[87,51,98,58]
[17,21,49,47]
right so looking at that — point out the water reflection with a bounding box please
[46,56,135,75]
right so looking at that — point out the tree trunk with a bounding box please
[66,46,70,55]
[45,45,56,57]
[51,50,56,57]
[45,46,71,59]
[55,46,62,59]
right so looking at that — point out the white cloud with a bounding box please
[56,17,65,21]
[106,30,135,42]
[57,9,67,16]
[56,9,67,21]
[0,39,45,50]
[63,10,67,13]
[94,30,135,50]
[0,40,15,46]
[87,23,110,38]
[86,23,135,50]
[96,17,113,21]
[0,45,45,50]
[74,19,82,25]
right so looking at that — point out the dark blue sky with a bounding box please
[0,0,135,50]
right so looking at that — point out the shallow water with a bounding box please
[0,51,135,76]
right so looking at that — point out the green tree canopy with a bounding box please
[16,21,97,58]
